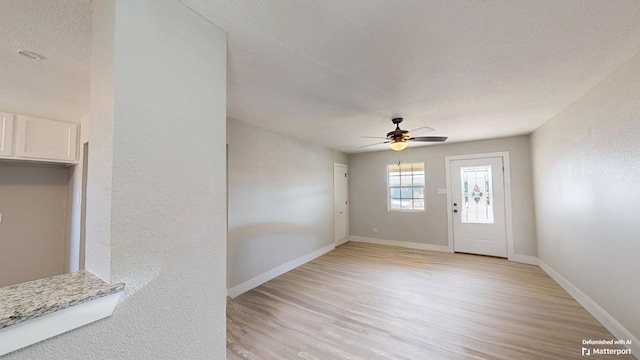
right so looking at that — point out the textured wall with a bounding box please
[0,163,68,286]
[227,118,348,288]
[348,135,537,256]
[5,0,228,359]
[531,51,640,339]
[83,0,114,281]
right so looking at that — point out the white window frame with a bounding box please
[387,162,425,212]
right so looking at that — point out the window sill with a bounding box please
[0,270,125,355]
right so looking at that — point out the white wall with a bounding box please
[5,0,228,359]
[348,135,537,256]
[227,118,348,290]
[531,51,640,340]
[83,0,114,282]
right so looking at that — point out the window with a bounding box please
[460,165,494,223]
[387,162,425,211]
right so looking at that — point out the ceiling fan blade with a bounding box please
[408,136,448,142]
[360,136,390,139]
[358,141,390,148]
[408,126,435,134]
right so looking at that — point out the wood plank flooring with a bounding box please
[227,242,635,359]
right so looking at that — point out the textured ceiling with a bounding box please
[0,0,91,122]
[2,1,640,153]
[183,0,640,153]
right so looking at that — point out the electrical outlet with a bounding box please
[372,227,378,233]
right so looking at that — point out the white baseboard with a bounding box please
[349,236,452,253]
[539,260,639,355]
[508,254,539,266]
[227,243,335,298]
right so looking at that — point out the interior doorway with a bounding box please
[333,163,348,246]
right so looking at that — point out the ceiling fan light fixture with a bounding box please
[359,117,447,150]
[389,141,408,151]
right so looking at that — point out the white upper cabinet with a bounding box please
[0,112,14,156]
[14,115,78,162]
[0,113,79,164]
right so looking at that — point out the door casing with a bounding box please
[334,163,349,246]
[445,152,515,259]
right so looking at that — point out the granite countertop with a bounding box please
[0,270,125,329]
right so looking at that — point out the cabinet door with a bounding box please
[0,112,14,156]
[14,115,78,162]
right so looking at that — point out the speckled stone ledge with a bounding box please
[0,270,125,329]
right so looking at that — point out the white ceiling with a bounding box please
[0,0,91,122]
[2,1,640,153]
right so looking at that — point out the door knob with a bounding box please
[453,203,457,207]
[453,209,458,213]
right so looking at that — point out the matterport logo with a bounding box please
[582,339,633,356]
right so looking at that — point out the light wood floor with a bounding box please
[227,242,634,360]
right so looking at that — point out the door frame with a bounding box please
[333,163,349,246]
[444,152,515,260]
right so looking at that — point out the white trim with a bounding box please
[0,292,122,356]
[227,243,335,298]
[333,163,349,246]
[444,159,455,253]
[444,152,515,259]
[386,162,426,212]
[539,260,639,355]
[508,254,539,266]
[349,235,452,253]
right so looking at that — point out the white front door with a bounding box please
[334,163,348,246]
[450,156,507,257]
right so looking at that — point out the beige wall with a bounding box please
[531,51,640,339]
[227,118,348,289]
[348,135,537,256]
[0,163,68,286]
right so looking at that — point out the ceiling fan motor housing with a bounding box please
[387,118,409,141]
[358,117,446,149]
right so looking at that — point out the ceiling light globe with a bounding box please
[389,141,408,151]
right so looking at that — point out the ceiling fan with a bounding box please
[360,117,448,151]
